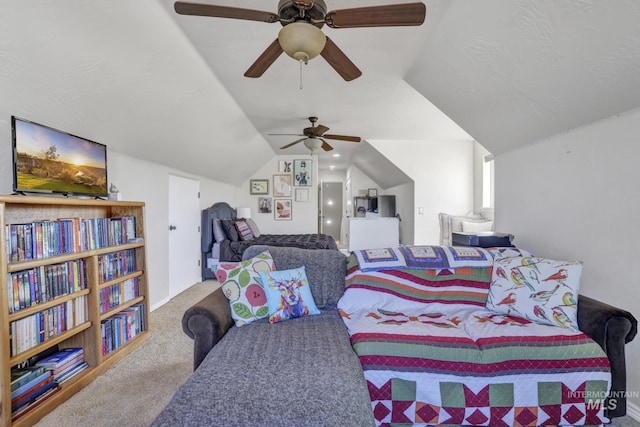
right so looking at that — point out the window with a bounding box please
[482,154,494,208]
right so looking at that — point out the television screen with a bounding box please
[12,116,108,197]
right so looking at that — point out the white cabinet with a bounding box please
[348,218,399,251]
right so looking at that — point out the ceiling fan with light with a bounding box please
[174,0,426,81]
[270,116,361,152]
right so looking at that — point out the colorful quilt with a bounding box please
[338,248,611,426]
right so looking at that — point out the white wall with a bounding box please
[368,139,475,244]
[234,154,318,234]
[384,181,415,245]
[495,108,640,415]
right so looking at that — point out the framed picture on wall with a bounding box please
[294,159,311,186]
[278,160,292,173]
[295,188,309,202]
[250,179,269,195]
[258,197,272,213]
[274,199,292,220]
[273,174,292,197]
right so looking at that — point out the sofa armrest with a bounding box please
[182,287,234,371]
[577,294,637,417]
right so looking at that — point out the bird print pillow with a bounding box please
[486,255,582,330]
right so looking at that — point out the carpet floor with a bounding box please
[33,279,639,427]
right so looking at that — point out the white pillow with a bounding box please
[486,255,582,330]
[461,220,493,233]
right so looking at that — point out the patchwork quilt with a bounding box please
[338,246,611,427]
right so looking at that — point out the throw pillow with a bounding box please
[234,220,254,241]
[216,250,275,326]
[245,218,261,238]
[485,255,582,330]
[212,219,226,243]
[220,219,239,242]
[260,266,320,324]
[461,220,493,233]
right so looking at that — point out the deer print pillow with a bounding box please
[260,266,320,324]
[486,255,583,330]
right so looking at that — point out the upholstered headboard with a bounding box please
[201,202,236,253]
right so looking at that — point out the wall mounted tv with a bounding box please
[12,116,108,198]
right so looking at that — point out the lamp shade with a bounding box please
[304,138,323,151]
[237,207,251,219]
[278,22,327,62]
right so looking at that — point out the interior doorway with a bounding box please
[320,182,343,243]
[168,174,201,297]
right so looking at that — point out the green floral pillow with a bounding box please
[215,250,275,327]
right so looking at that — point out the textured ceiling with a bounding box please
[2,1,640,187]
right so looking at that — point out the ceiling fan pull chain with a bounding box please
[299,59,304,90]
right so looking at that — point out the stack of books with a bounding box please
[10,366,59,420]
[35,347,88,385]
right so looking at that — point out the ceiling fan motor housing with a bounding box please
[278,0,327,28]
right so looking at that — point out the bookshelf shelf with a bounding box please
[0,195,150,426]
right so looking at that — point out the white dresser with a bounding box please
[347,217,399,251]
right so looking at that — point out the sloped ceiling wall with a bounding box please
[0,0,273,187]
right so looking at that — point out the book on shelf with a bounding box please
[10,366,45,392]
[55,361,88,384]
[10,369,51,400]
[11,375,57,413]
[35,347,83,370]
[11,385,61,422]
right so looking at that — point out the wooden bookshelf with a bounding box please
[0,195,150,427]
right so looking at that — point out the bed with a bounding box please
[200,202,338,280]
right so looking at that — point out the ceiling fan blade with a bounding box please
[323,134,361,143]
[311,124,330,136]
[280,138,307,150]
[174,2,279,23]
[269,133,305,136]
[244,39,283,78]
[320,139,334,151]
[320,38,362,81]
[325,3,426,28]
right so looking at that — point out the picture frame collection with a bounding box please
[250,159,312,220]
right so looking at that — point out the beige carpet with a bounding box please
[33,278,640,427]
[35,280,217,427]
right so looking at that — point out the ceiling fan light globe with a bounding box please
[278,22,327,61]
[304,138,324,151]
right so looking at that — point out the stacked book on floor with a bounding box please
[10,347,88,421]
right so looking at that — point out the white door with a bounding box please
[168,174,201,297]
[321,182,343,242]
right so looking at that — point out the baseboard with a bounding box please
[150,296,170,312]
[627,401,640,422]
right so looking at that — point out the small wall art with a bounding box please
[278,160,292,173]
[295,188,309,202]
[274,199,292,220]
[294,159,311,186]
[258,197,272,213]
[250,179,269,195]
[273,174,292,197]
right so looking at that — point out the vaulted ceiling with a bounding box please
[2,1,640,187]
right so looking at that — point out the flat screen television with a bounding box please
[12,116,108,198]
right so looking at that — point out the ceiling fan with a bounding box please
[174,0,426,81]
[270,116,361,151]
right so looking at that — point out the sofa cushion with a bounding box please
[461,219,494,233]
[243,245,347,309]
[215,250,274,327]
[261,266,320,323]
[486,255,582,330]
[152,309,376,427]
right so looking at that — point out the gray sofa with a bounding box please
[152,246,375,427]
[152,245,637,426]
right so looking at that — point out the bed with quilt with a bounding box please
[337,245,633,427]
[201,202,337,279]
